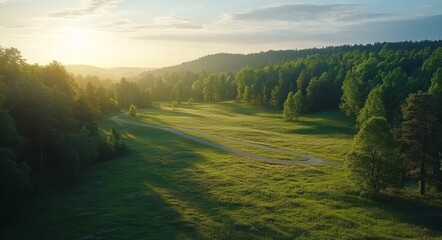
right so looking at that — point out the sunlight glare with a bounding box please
[62,27,93,49]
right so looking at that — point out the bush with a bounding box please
[172,100,178,111]
[97,128,128,161]
[129,104,137,117]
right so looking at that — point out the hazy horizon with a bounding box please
[1,0,442,68]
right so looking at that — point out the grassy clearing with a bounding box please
[140,101,356,162]
[1,101,441,239]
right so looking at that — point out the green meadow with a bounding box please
[139,101,355,163]
[2,102,441,239]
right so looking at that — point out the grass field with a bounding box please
[2,101,441,239]
[140,101,356,163]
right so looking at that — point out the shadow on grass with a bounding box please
[376,193,442,232]
[287,120,355,136]
[217,102,260,116]
[121,128,207,239]
[140,107,205,119]
[117,123,307,239]
[286,112,356,137]
[303,187,442,234]
[2,123,223,239]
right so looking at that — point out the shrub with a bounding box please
[129,104,137,117]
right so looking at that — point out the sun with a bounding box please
[62,27,93,49]
[50,26,100,63]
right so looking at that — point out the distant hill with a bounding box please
[153,40,442,74]
[66,65,155,80]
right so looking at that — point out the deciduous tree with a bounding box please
[283,91,302,121]
[357,86,386,126]
[129,104,137,117]
[346,117,401,197]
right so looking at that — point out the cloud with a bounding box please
[2,25,31,29]
[138,14,202,29]
[0,0,18,3]
[49,0,121,18]
[97,14,202,33]
[101,19,131,28]
[341,14,442,42]
[133,15,442,44]
[110,20,130,26]
[134,32,286,44]
[222,4,393,28]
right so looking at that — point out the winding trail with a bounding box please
[111,113,341,166]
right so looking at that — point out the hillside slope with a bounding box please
[152,40,442,73]
[66,65,155,79]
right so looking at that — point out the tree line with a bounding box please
[0,47,152,224]
[137,43,440,118]
[135,41,442,197]
[154,40,442,73]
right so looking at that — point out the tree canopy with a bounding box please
[398,91,441,194]
[346,117,401,196]
[0,46,130,222]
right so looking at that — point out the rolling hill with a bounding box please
[65,65,155,80]
[152,40,442,74]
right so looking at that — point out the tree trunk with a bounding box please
[420,158,426,195]
[40,125,43,169]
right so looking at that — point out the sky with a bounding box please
[1,0,441,68]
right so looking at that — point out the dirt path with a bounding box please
[111,113,341,166]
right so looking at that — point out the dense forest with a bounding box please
[139,41,441,119]
[1,40,442,223]
[0,47,152,224]
[153,40,442,73]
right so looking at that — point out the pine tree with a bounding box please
[399,91,440,194]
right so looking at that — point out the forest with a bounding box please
[137,40,442,196]
[1,40,442,225]
[156,40,442,73]
[0,47,153,224]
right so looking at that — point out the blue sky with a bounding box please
[0,0,441,67]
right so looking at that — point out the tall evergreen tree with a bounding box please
[84,82,101,119]
[399,91,441,194]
